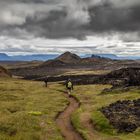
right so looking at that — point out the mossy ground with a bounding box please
[0,78,68,140]
[72,84,140,140]
[1,77,140,140]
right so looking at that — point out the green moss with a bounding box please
[92,111,116,135]
[72,84,140,140]
[0,78,68,140]
[71,108,89,140]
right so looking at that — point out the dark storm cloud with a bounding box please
[88,4,140,32]
[21,9,88,39]
[0,0,140,39]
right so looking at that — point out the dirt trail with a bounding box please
[56,94,120,140]
[56,95,83,140]
[80,112,95,139]
[80,113,120,140]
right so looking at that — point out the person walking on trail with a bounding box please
[66,79,73,96]
[44,77,48,87]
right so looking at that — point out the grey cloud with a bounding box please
[0,45,34,52]
[119,32,140,42]
[88,3,140,32]
[0,34,140,56]
[0,0,140,39]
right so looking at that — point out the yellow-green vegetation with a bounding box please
[72,85,140,140]
[63,70,110,76]
[0,78,68,140]
[1,61,43,69]
[1,77,140,140]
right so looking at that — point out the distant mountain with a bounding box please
[12,54,58,61]
[92,54,118,60]
[56,51,81,63]
[91,54,140,60]
[40,52,81,67]
[0,53,10,60]
[120,56,140,60]
[41,52,112,68]
[0,54,58,61]
[80,54,92,58]
[1,52,140,61]
[10,52,140,79]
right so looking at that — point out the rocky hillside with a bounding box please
[102,67,140,87]
[56,52,81,63]
[9,52,140,79]
[0,66,11,77]
[101,99,140,133]
[41,51,111,67]
[74,67,140,86]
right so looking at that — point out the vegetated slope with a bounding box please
[72,84,140,140]
[0,78,68,140]
[0,65,11,77]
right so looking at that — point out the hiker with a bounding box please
[66,79,73,96]
[44,77,48,87]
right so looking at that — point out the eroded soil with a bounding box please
[56,95,83,140]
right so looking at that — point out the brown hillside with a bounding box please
[56,52,81,63]
[41,52,110,67]
[0,66,11,77]
[9,52,140,80]
[40,59,66,67]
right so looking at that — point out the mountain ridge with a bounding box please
[56,52,81,63]
[0,53,58,61]
[0,53,140,61]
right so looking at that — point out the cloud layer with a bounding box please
[0,0,140,39]
[1,33,140,56]
[0,0,140,55]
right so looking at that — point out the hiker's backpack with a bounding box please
[68,81,72,88]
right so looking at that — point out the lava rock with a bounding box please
[101,99,140,133]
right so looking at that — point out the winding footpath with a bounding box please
[56,95,83,140]
[56,94,120,140]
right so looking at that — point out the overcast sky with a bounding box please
[0,0,140,56]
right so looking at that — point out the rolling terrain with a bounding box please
[0,61,43,69]
[0,78,68,140]
[8,52,140,80]
[0,77,140,140]
[0,53,140,140]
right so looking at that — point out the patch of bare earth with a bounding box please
[56,95,83,140]
[80,112,121,140]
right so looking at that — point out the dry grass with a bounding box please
[0,78,68,140]
[72,84,140,140]
[1,77,140,140]
[63,70,110,76]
